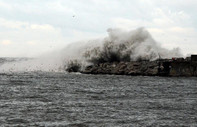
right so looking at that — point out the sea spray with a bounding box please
[83,27,182,64]
[0,51,65,72]
[0,27,182,72]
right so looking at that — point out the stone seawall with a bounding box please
[80,61,197,77]
[169,62,197,76]
[82,61,158,76]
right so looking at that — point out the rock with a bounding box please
[79,60,197,77]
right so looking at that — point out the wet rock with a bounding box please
[79,60,197,76]
[81,61,159,76]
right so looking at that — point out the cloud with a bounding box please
[0,0,196,57]
[0,18,66,57]
[0,18,57,31]
[26,41,37,45]
[0,17,104,57]
[0,1,12,10]
[30,24,56,31]
[46,1,76,14]
[111,7,197,55]
[0,40,12,45]
[0,18,27,29]
[151,8,191,27]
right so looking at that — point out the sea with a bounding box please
[0,58,197,127]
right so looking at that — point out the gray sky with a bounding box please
[0,0,197,57]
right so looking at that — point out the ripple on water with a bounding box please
[0,72,197,126]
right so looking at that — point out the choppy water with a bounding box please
[0,71,197,127]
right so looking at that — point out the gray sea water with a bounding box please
[0,58,197,126]
[0,72,197,127]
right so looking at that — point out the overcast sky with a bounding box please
[0,0,197,57]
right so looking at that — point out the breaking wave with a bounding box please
[0,27,182,72]
[83,27,181,63]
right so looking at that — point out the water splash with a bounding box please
[0,27,182,72]
[83,27,182,64]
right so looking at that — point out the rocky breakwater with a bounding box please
[66,55,197,76]
[82,61,158,76]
